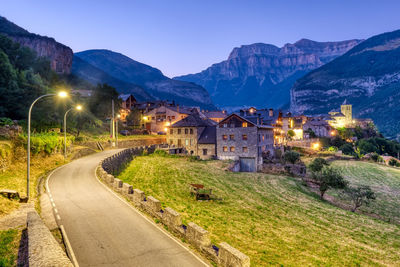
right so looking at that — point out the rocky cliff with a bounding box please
[73,50,215,109]
[175,39,362,109]
[0,16,73,74]
[290,29,400,139]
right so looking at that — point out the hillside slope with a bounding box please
[290,29,400,139]
[74,50,215,109]
[0,16,73,74]
[175,39,362,109]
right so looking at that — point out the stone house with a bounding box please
[217,114,274,172]
[282,113,308,140]
[202,110,227,123]
[167,112,217,159]
[303,117,333,138]
[118,94,137,122]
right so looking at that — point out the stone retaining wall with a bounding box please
[27,211,73,267]
[97,146,250,267]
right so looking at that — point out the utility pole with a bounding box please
[111,99,115,146]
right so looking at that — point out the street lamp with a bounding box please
[64,104,82,159]
[116,114,121,148]
[27,91,68,200]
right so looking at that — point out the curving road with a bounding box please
[47,150,207,267]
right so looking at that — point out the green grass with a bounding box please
[0,229,20,267]
[330,160,400,223]
[118,154,400,266]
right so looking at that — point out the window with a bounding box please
[223,146,228,152]
[170,129,173,134]
[190,129,193,134]
[242,122,248,128]
[172,116,175,120]
[229,135,235,140]
[223,123,227,128]
[222,135,228,140]
[169,140,173,145]
[178,139,182,146]
[262,135,265,141]
[185,128,188,134]
[242,147,248,153]
[242,134,247,140]
[152,117,155,120]
[203,149,208,155]
[185,139,189,146]
[230,146,235,152]
[178,129,181,134]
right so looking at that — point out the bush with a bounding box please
[339,143,355,156]
[370,152,380,162]
[284,151,300,164]
[388,158,400,167]
[328,146,338,152]
[0,117,13,126]
[17,133,74,155]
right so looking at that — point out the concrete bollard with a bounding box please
[113,178,123,192]
[122,183,133,196]
[106,174,115,184]
[219,242,250,267]
[145,196,161,216]
[187,222,211,249]
[162,207,182,231]
[132,189,145,205]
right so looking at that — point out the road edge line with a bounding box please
[94,165,210,267]
[46,162,80,267]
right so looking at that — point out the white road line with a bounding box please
[94,166,210,266]
[54,208,58,214]
[56,214,61,220]
[52,202,55,207]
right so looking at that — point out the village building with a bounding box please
[303,117,333,138]
[118,94,136,121]
[201,110,227,123]
[217,114,274,172]
[166,111,217,159]
[142,105,195,134]
[328,100,354,128]
[282,113,308,140]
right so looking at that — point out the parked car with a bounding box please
[157,131,166,135]
[120,130,130,136]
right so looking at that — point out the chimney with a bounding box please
[269,108,273,117]
[240,110,244,116]
[222,110,226,114]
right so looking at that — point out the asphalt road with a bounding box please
[47,150,207,267]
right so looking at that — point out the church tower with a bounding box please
[340,99,352,126]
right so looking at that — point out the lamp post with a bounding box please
[27,91,68,200]
[64,105,82,159]
[116,114,120,148]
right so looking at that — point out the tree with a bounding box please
[287,130,295,140]
[126,109,142,127]
[308,158,329,173]
[343,186,376,212]
[305,128,316,138]
[283,151,300,164]
[89,83,120,120]
[312,166,347,199]
[339,143,354,156]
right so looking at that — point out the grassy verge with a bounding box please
[0,153,64,216]
[330,160,400,223]
[0,229,20,266]
[118,154,400,266]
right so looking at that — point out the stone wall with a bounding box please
[97,147,250,267]
[78,137,165,151]
[27,211,73,267]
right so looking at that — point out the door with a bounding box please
[240,157,256,172]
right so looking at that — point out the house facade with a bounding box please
[167,112,217,159]
[118,94,137,121]
[217,114,274,172]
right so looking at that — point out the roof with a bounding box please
[118,94,135,101]
[198,126,216,144]
[171,112,216,127]
[202,111,227,119]
[219,114,274,129]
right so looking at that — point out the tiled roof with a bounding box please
[118,94,133,101]
[198,126,216,144]
[203,111,227,119]
[171,112,216,127]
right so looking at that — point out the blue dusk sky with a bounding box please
[1,0,399,77]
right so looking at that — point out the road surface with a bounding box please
[47,150,207,267]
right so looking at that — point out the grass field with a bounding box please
[0,154,64,216]
[118,154,400,266]
[330,160,400,223]
[0,229,20,266]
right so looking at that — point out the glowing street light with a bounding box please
[312,142,320,150]
[64,104,82,159]
[27,91,68,199]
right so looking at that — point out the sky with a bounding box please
[1,0,400,77]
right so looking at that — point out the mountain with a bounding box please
[73,50,215,109]
[174,39,362,109]
[290,29,400,139]
[0,16,72,74]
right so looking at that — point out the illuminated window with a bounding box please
[229,135,235,140]
[230,146,235,152]
[242,147,248,153]
[242,122,248,128]
[170,129,173,134]
[262,135,265,141]
[223,135,228,140]
[242,134,247,140]
[185,139,189,146]
[178,129,181,134]
[223,146,228,152]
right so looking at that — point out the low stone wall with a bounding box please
[78,137,165,151]
[27,211,73,267]
[261,162,306,177]
[97,147,250,267]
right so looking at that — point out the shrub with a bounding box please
[339,143,354,156]
[328,146,338,152]
[284,151,300,164]
[0,117,13,126]
[388,158,400,167]
[342,186,376,212]
[17,133,74,155]
[370,152,380,162]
